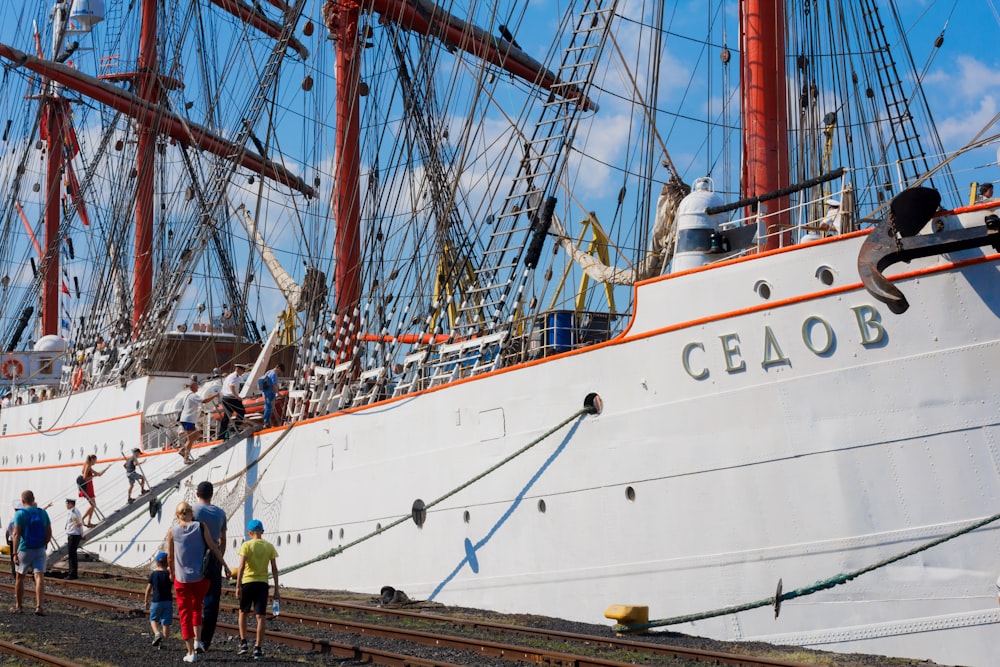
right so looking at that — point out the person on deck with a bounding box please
[79,454,109,528]
[819,198,843,235]
[978,182,994,202]
[260,363,284,428]
[177,377,216,464]
[218,364,247,439]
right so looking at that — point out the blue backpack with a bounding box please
[19,508,47,549]
[257,375,271,391]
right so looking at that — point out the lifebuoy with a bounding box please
[71,366,84,391]
[1,358,23,380]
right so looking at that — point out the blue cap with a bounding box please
[155,552,167,562]
[247,519,264,533]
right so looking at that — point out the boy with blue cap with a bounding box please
[236,519,279,659]
[145,552,173,647]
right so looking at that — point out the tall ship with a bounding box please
[0,0,997,664]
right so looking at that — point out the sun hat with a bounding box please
[247,519,264,533]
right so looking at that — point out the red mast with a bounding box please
[41,100,65,336]
[324,1,363,361]
[741,0,790,249]
[133,0,159,333]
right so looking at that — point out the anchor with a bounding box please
[858,187,1000,314]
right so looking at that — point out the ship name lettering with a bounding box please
[682,304,887,380]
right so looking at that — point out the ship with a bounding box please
[0,0,998,664]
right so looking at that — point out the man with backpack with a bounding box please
[11,489,52,615]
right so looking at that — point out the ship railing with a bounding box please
[703,170,853,255]
[349,367,388,407]
[286,388,310,422]
[715,185,855,258]
[315,361,354,415]
[426,332,507,388]
[390,350,430,397]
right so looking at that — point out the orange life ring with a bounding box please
[1,358,24,380]
[71,366,84,391]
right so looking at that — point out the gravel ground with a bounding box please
[0,572,952,667]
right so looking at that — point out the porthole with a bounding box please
[276,536,282,546]
[286,534,291,545]
[376,523,383,532]
[754,280,772,300]
[463,510,471,524]
[411,499,427,528]
[816,265,835,286]
[626,486,636,502]
[537,499,546,514]
[339,527,345,539]
[327,529,334,541]
[296,534,301,544]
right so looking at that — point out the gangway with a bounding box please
[45,426,256,567]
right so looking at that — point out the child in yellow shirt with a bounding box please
[235,519,278,659]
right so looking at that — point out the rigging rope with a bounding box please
[280,404,595,576]
[615,509,1000,632]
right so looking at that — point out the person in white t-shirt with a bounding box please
[64,499,83,579]
[177,377,216,463]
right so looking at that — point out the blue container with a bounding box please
[545,311,576,353]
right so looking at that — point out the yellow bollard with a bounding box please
[603,604,649,626]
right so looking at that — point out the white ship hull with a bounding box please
[2,233,998,666]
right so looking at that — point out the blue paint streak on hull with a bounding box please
[429,417,584,600]
[243,434,260,532]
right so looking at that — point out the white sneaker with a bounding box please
[182,653,198,663]
[194,640,205,654]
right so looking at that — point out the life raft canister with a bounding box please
[1,358,24,380]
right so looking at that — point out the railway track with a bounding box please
[0,639,83,666]
[13,572,816,667]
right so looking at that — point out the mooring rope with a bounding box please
[616,509,1000,632]
[280,405,595,576]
